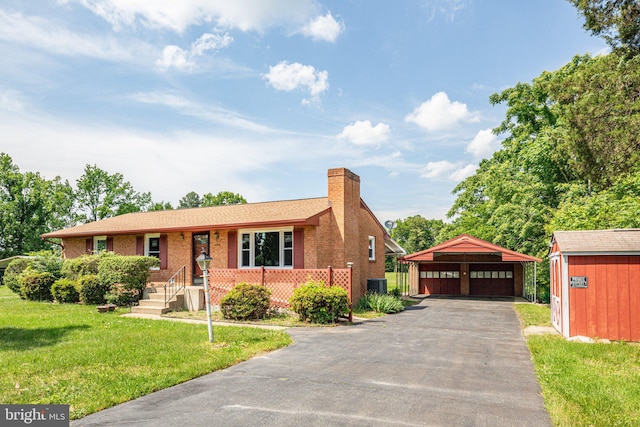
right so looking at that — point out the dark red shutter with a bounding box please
[227,231,237,268]
[294,228,304,269]
[136,236,144,256]
[159,235,168,270]
[85,238,93,254]
[106,237,113,252]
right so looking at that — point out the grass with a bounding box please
[0,286,291,420]
[164,309,334,327]
[515,304,640,426]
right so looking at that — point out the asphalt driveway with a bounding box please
[73,297,551,427]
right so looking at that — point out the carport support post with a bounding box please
[534,262,537,303]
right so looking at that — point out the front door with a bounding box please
[192,232,210,285]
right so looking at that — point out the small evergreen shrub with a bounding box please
[389,287,401,298]
[51,278,80,303]
[220,283,271,320]
[289,280,349,324]
[105,283,139,306]
[61,254,101,280]
[357,292,404,314]
[77,274,109,305]
[19,271,55,301]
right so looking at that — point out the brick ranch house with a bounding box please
[42,168,402,313]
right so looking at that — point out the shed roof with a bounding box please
[42,197,332,239]
[552,229,640,254]
[403,233,541,262]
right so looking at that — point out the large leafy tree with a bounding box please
[390,215,443,255]
[75,164,151,223]
[177,191,201,209]
[569,0,640,56]
[201,191,247,207]
[0,153,74,257]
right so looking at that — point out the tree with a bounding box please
[148,201,173,211]
[75,164,151,223]
[569,0,640,56]
[177,191,201,209]
[201,191,247,206]
[390,215,443,255]
[0,153,74,258]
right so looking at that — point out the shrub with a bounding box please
[51,278,80,303]
[105,283,139,306]
[19,270,55,301]
[61,254,101,280]
[3,258,32,295]
[389,287,401,298]
[97,255,158,304]
[289,280,349,324]
[357,292,404,314]
[77,274,109,305]
[29,250,63,279]
[220,283,271,320]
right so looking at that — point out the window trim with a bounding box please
[238,228,294,269]
[94,236,107,254]
[145,233,161,270]
[368,236,376,261]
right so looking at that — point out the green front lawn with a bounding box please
[515,304,640,426]
[0,286,291,420]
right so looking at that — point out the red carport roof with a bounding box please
[403,234,541,262]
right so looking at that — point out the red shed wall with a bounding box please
[568,255,640,341]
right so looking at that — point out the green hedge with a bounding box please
[289,280,349,324]
[77,274,109,305]
[61,254,101,280]
[97,255,158,304]
[51,278,80,304]
[220,283,271,320]
[19,271,55,302]
[3,258,32,295]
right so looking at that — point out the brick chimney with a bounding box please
[327,168,361,269]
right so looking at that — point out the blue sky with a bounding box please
[0,0,606,223]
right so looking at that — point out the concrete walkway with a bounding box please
[73,298,551,427]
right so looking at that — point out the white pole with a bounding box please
[202,269,214,342]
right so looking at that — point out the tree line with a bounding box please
[0,154,245,259]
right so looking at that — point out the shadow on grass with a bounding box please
[0,325,90,351]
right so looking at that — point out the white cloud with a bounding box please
[0,9,151,63]
[300,12,343,42]
[405,91,479,132]
[337,120,390,146]
[421,160,476,181]
[466,128,499,159]
[64,0,320,34]
[156,32,233,71]
[0,89,28,113]
[264,61,329,103]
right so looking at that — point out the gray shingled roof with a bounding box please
[552,229,640,253]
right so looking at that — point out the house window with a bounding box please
[239,229,293,268]
[368,236,376,261]
[94,236,107,253]
[145,234,161,269]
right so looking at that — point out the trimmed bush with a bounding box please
[97,255,158,304]
[220,283,271,320]
[105,283,139,307]
[61,254,101,280]
[357,292,404,314]
[289,280,349,324]
[19,271,55,301]
[51,278,80,303]
[3,258,32,295]
[77,274,109,305]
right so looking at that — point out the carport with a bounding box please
[404,234,541,298]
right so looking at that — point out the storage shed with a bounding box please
[550,229,640,341]
[404,234,541,297]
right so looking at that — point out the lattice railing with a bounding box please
[208,267,352,308]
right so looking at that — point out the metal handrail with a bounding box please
[164,265,186,309]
